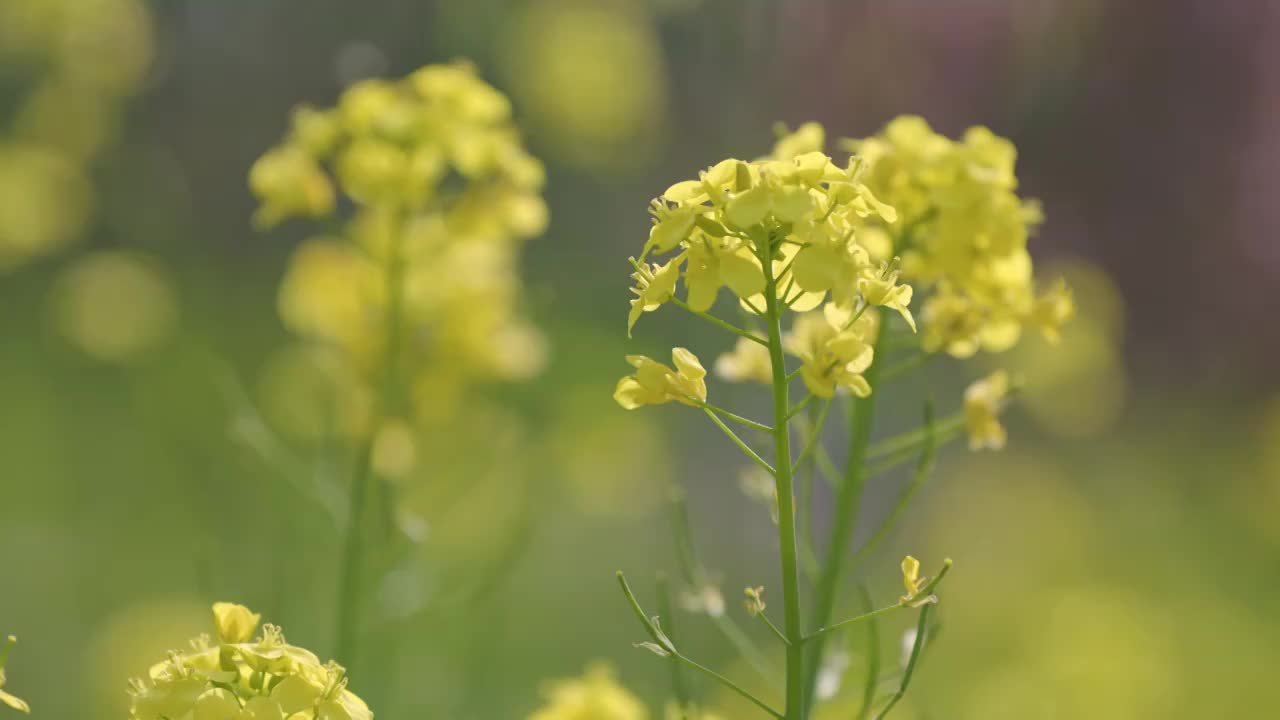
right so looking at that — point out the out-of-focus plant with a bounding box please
[248,61,548,676]
[608,119,1071,719]
[127,603,372,720]
[0,0,152,269]
[0,636,29,714]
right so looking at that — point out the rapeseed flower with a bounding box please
[528,664,647,720]
[128,603,371,720]
[614,349,707,409]
[964,370,1012,450]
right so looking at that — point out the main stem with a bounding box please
[762,246,806,720]
[802,310,887,711]
[335,208,408,669]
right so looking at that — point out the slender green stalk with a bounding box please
[846,403,938,572]
[335,209,408,668]
[790,398,832,475]
[802,604,900,642]
[802,310,887,712]
[866,415,964,460]
[617,572,783,719]
[657,573,692,708]
[872,603,932,720]
[672,297,766,346]
[796,403,822,581]
[877,353,933,382]
[703,408,775,475]
[854,586,881,720]
[694,399,773,432]
[757,612,791,646]
[669,491,780,687]
[761,238,806,720]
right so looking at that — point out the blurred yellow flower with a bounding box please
[964,370,1012,450]
[211,603,261,644]
[614,348,708,409]
[49,250,178,363]
[714,336,772,384]
[848,116,1072,357]
[529,664,648,720]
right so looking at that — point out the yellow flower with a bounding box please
[713,337,772,384]
[900,555,923,602]
[785,313,874,399]
[1030,278,1076,344]
[248,145,335,229]
[627,256,683,334]
[858,260,916,332]
[529,664,647,720]
[964,370,1012,450]
[0,636,30,713]
[212,602,261,644]
[771,121,826,161]
[848,116,1072,356]
[129,605,371,720]
[614,349,707,409]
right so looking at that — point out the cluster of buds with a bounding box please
[127,603,372,720]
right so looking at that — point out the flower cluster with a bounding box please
[528,664,648,720]
[848,116,1074,357]
[128,603,372,720]
[0,636,29,713]
[250,62,548,436]
[620,127,910,405]
[0,0,153,269]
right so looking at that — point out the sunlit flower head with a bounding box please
[128,603,372,720]
[614,348,708,410]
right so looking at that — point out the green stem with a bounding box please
[761,239,806,720]
[657,574,693,708]
[694,399,773,432]
[790,398,832,475]
[877,353,933,382]
[801,604,900,643]
[617,572,783,719]
[672,297,766,346]
[866,415,964,460]
[669,490,781,688]
[872,604,932,720]
[703,409,775,475]
[847,403,939,572]
[802,310,887,712]
[854,586,881,720]
[757,612,791,646]
[335,208,408,669]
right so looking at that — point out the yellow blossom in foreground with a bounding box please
[529,664,647,720]
[713,337,772,384]
[0,636,30,713]
[964,370,1012,450]
[128,604,371,720]
[614,348,707,409]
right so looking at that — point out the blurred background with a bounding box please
[1,0,1278,717]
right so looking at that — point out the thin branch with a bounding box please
[657,574,692,707]
[672,297,767,346]
[866,414,965,460]
[692,399,773,432]
[872,604,931,720]
[786,394,813,420]
[703,409,776,475]
[848,401,939,571]
[855,586,881,720]
[616,572,784,720]
[756,612,791,646]
[878,352,933,382]
[802,604,900,643]
[790,398,833,475]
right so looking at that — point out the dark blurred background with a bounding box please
[2,1,1278,718]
